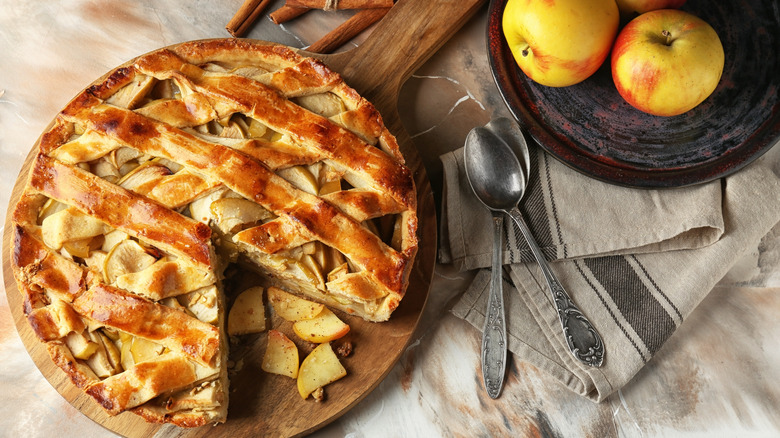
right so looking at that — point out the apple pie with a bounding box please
[9,39,418,427]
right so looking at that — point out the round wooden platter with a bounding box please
[2,0,485,436]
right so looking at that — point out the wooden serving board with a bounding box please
[2,0,485,436]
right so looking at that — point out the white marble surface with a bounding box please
[2,1,779,437]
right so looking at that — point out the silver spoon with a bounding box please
[464,120,605,369]
[464,125,515,399]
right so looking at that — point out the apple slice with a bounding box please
[41,208,109,250]
[297,342,347,399]
[228,286,266,336]
[292,307,350,343]
[262,330,299,378]
[102,239,156,284]
[64,331,99,360]
[210,197,273,234]
[268,287,325,322]
[277,165,318,195]
[130,336,166,363]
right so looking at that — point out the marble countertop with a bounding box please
[2,1,779,436]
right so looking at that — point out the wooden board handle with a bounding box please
[318,0,486,111]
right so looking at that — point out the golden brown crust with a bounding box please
[10,38,417,426]
[28,154,213,267]
[73,284,220,366]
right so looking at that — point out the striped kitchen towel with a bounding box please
[439,133,780,402]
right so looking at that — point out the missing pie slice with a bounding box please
[10,39,418,427]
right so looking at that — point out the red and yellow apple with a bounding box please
[502,0,619,87]
[611,9,724,117]
[615,0,686,17]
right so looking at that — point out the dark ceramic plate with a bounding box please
[488,0,780,188]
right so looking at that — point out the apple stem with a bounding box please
[521,44,529,57]
[662,29,672,46]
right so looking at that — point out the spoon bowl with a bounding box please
[465,127,526,211]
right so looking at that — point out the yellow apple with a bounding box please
[615,0,686,17]
[502,0,619,87]
[267,286,325,321]
[297,342,347,399]
[292,308,350,343]
[611,9,724,116]
[262,330,300,378]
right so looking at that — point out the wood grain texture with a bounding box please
[2,0,484,436]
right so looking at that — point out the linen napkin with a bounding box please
[439,123,780,402]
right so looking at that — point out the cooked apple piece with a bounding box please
[105,74,156,108]
[178,285,219,324]
[117,162,172,194]
[268,286,325,322]
[318,179,341,195]
[41,208,109,250]
[91,157,121,182]
[189,187,231,224]
[64,331,99,360]
[85,332,121,378]
[38,198,68,223]
[94,331,122,373]
[286,257,325,290]
[292,308,350,343]
[391,216,403,251]
[102,327,121,342]
[246,117,268,138]
[83,250,108,273]
[210,197,273,234]
[130,336,166,363]
[299,241,317,255]
[294,93,345,118]
[277,165,318,195]
[151,157,182,173]
[230,65,270,78]
[103,239,157,284]
[62,237,95,259]
[327,262,349,282]
[118,332,134,371]
[228,286,266,336]
[85,347,115,378]
[300,254,325,289]
[110,146,142,169]
[218,120,246,139]
[297,342,347,399]
[262,330,300,378]
[164,381,222,412]
[101,229,129,252]
[314,246,347,275]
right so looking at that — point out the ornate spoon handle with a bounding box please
[482,213,508,398]
[507,207,605,368]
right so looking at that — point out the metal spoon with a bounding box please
[464,125,515,399]
[464,120,605,369]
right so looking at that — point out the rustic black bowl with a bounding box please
[488,0,780,188]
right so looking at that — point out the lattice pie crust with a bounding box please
[10,39,418,427]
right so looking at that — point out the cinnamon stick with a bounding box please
[286,0,393,10]
[307,7,390,53]
[270,5,311,24]
[226,0,274,37]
